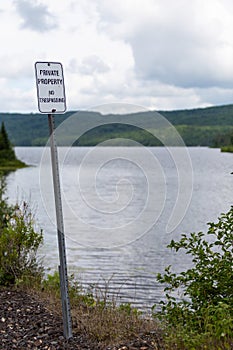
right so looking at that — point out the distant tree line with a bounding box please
[0,105,233,147]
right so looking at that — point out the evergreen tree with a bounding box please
[0,123,11,151]
[1,122,10,150]
[0,122,26,168]
[0,122,16,161]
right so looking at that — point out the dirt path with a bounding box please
[0,288,90,349]
[0,288,163,350]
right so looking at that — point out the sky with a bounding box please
[1,0,233,113]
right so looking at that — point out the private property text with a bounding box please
[37,70,63,85]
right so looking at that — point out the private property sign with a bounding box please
[35,61,66,113]
[35,61,72,338]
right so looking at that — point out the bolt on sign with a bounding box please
[35,61,66,113]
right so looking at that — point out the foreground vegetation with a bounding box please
[0,175,162,348]
[0,176,43,285]
[0,173,232,349]
[155,207,233,349]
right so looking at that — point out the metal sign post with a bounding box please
[48,111,73,339]
[35,61,72,339]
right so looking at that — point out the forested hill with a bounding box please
[0,104,233,147]
[161,104,233,125]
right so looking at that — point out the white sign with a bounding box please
[35,61,66,113]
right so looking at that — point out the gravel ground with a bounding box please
[0,288,163,350]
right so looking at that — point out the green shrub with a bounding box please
[155,207,233,349]
[0,175,13,232]
[0,177,43,285]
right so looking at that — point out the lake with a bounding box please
[5,146,233,311]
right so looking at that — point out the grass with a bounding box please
[16,271,164,349]
[221,145,233,152]
[11,270,233,349]
[0,159,28,172]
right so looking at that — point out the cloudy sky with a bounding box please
[1,0,233,113]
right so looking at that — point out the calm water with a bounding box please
[6,147,232,311]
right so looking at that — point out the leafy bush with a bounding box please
[155,207,233,349]
[0,175,13,231]
[0,176,43,285]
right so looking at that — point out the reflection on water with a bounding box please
[6,146,232,311]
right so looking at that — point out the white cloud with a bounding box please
[1,0,233,112]
[96,0,233,89]
[13,0,57,32]
[14,0,57,32]
[78,56,109,75]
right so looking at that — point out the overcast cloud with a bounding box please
[14,0,57,32]
[1,0,233,112]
